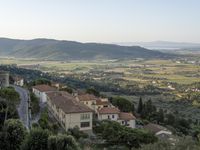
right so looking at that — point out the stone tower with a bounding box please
[0,71,9,88]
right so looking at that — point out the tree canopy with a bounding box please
[94,120,157,149]
[110,97,134,112]
[1,119,26,150]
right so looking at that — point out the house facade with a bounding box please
[13,76,24,86]
[97,107,136,128]
[118,112,136,128]
[47,91,93,132]
[32,84,57,103]
[97,107,120,121]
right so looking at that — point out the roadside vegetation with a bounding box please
[0,87,20,129]
[30,92,40,116]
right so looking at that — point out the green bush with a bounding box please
[30,92,40,116]
[68,126,88,139]
[2,119,26,150]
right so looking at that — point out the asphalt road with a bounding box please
[12,85,29,129]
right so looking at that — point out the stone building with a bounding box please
[0,71,9,88]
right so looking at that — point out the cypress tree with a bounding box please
[137,97,143,114]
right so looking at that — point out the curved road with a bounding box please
[12,85,29,129]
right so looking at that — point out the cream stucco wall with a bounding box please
[118,119,136,128]
[47,97,93,131]
[98,113,119,121]
[65,113,93,131]
[32,88,47,103]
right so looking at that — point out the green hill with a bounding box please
[0,38,172,60]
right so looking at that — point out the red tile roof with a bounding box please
[96,99,110,105]
[47,91,93,114]
[78,94,99,102]
[119,112,136,120]
[33,84,57,92]
[98,107,120,114]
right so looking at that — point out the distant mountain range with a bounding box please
[0,38,172,60]
[116,41,200,50]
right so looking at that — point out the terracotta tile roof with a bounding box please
[98,107,120,114]
[119,112,136,120]
[33,84,57,92]
[96,99,110,106]
[78,94,99,102]
[47,91,93,114]
[144,123,168,134]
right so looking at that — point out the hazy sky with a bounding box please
[0,0,200,43]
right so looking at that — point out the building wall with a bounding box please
[42,93,47,103]
[47,97,93,131]
[65,113,93,131]
[129,120,136,128]
[98,113,119,121]
[32,88,47,103]
[118,119,136,128]
[32,88,40,98]
[14,79,24,86]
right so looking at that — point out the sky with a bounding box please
[0,0,200,43]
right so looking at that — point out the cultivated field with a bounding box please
[1,57,200,120]
[1,58,200,84]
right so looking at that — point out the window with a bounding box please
[108,115,110,119]
[80,122,90,128]
[80,114,90,120]
[112,115,115,119]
